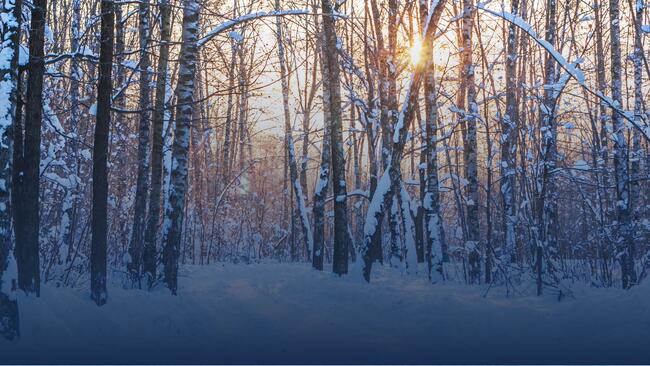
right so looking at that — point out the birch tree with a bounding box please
[0,0,22,339]
[275,0,314,260]
[60,0,83,263]
[609,0,636,289]
[535,0,558,296]
[143,0,172,287]
[361,0,447,281]
[420,0,445,282]
[458,0,480,284]
[162,0,200,294]
[127,0,152,285]
[501,0,519,263]
[628,0,644,254]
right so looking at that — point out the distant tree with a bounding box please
[275,0,313,260]
[312,6,330,271]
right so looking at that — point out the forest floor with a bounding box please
[1,262,649,363]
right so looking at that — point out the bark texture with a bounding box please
[161,0,200,294]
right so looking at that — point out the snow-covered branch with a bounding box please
[197,10,311,48]
[476,2,650,142]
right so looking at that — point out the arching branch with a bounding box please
[198,10,312,48]
[476,2,650,142]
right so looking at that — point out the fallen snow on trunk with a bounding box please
[2,263,649,363]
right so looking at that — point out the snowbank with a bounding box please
[1,263,649,363]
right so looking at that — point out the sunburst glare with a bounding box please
[410,37,423,64]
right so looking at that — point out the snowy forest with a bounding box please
[0,0,650,361]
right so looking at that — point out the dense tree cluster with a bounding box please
[0,0,648,339]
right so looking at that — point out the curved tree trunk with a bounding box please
[275,0,313,259]
[360,0,447,281]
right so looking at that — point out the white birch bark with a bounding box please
[161,0,200,294]
[128,0,152,284]
[501,0,519,263]
[0,0,21,339]
[609,0,636,289]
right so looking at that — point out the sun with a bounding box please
[410,37,423,65]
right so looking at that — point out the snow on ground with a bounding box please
[2,262,649,363]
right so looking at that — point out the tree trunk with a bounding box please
[0,0,23,339]
[368,0,388,265]
[221,38,237,186]
[362,0,382,266]
[275,0,313,259]
[361,0,447,281]
[321,0,352,275]
[501,0,519,263]
[459,0,480,284]
[628,0,643,272]
[11,71,23,284]
[161,0,200,295]
[420,0,446,282]
[236,37,248,174]
[143,0,172,287]
[61,0,83,263]
[91,0,115,306]
[312,13,330,271]
[19,0,48,295]
[127,0,152,285]
[536,0,558,295]
[609,0,635,289]
[594,0,608,188]
[385,0,402,268]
